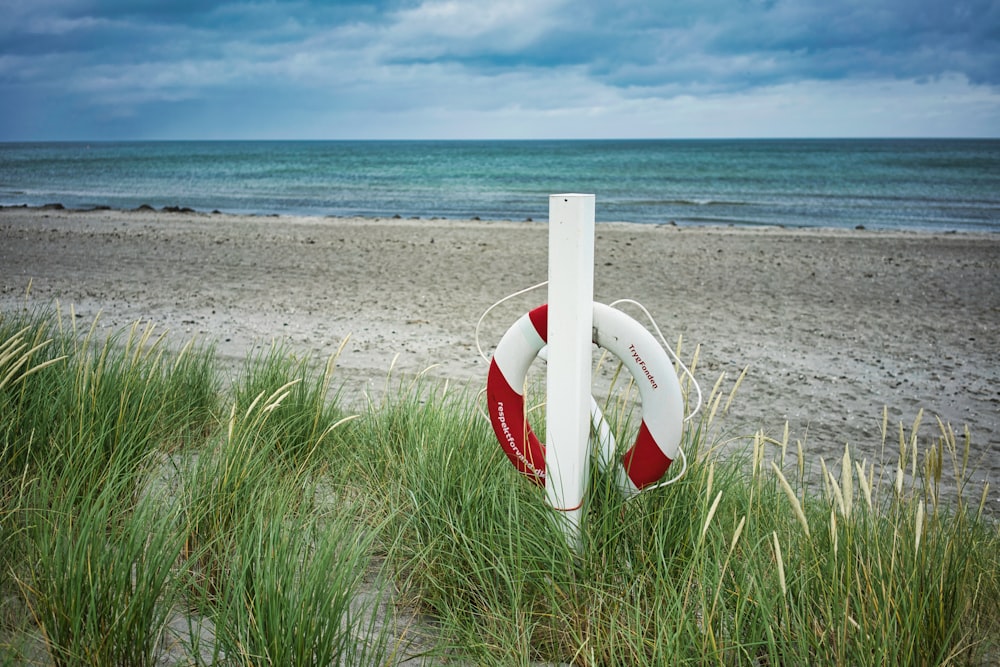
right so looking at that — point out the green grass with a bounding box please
[1,305,997,666]
[0,307,390,666]
[15,467,185,667]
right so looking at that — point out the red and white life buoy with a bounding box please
[486,302,684,496]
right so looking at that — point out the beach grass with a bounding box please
[0,307,392,666]
[1,306,997,665]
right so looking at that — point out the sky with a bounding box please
[1,0,999,140]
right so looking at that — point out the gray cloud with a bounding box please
[1,0,997,139]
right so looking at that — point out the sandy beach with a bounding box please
[2,206,998,490]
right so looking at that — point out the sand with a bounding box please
[2,206,998,493]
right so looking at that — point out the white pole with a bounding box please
[546,194,595,548]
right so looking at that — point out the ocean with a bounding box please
[1,139,999,232]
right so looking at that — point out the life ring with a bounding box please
[486,302,684,495]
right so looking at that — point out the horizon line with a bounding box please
[3,136,1000,144]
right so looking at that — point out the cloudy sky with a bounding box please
[2,0,998,140]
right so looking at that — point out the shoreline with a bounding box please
[4,202,999,235]
[2,205,998,496]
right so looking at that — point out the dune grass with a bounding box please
[1,305,997,666]
[363,373,999,666]
[0,307,393,666]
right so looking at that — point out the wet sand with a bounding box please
[2,206,998,492]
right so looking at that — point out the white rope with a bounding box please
[475,280,548,362]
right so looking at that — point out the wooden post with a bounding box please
[546,194,595,548]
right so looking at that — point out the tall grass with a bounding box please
[354,359,999,665]
[177,368,353,604]
[348,376,581,661]
[0,306,218,490]
[0,308,392,666]
[1,305,997,665]
[200,489,390,666]
[15,468,185,667]
[229,339,352,470]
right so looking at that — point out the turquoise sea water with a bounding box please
[1,139,998,232]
